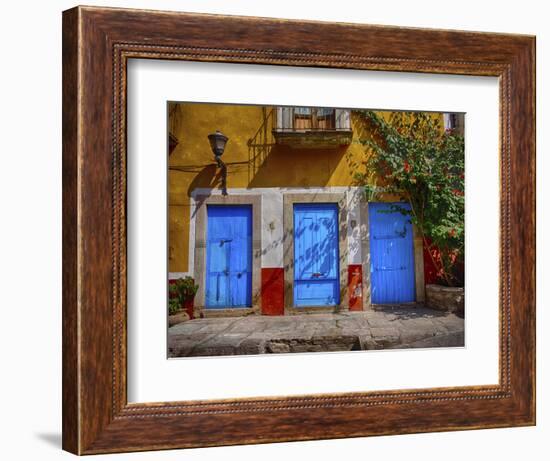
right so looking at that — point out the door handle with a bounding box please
[312,272,324,278]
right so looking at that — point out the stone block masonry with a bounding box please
[425,284,465,314]
[168,305,464,357]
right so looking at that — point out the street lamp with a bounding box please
[208,130,228,157]
[208,130,229,195]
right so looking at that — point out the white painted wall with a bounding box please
[190,186,365,272]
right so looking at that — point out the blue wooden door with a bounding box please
[205,205,252,308]
[369,202,415,304]
[294,203,340,307]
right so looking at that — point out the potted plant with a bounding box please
[355,110,464,314]
[168,276,199,320]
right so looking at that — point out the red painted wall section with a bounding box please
[348,264,363,311]
[423,241,440,285]
[423,239,464,286]
[261,268,284,315]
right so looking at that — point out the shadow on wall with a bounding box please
[246,106,354,188]
[185,164,227,221]
[186,164,222,198]
[248,145,349,188]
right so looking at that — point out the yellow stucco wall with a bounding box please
[168,103,440,272]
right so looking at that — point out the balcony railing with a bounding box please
[272,107,352,148]
[274,107,351,132]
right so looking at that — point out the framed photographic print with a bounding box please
[62,5,535,455]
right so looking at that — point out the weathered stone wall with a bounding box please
[425,284,464,314]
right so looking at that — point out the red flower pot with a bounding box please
[183,298,195,320]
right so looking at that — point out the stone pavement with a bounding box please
[168,305,464,357]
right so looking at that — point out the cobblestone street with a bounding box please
[168,305,464,357]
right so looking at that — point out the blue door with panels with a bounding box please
[293,203,340,307]
[369,202,415,304]
[205,205,252,308]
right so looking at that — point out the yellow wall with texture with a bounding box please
[168,102,434,272]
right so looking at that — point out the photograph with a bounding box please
[167,102,466,358]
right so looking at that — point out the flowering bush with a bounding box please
[355,110,464,287]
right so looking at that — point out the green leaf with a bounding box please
[354,110,465,286]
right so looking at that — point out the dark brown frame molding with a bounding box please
[62,5,536,455]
